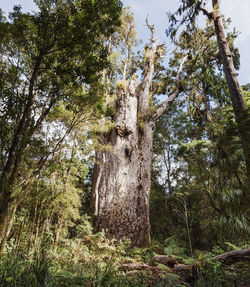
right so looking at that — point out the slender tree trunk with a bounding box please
[0,53,44,235]
[14,209,28,254]
[163,147,174,231]
[212,0,250,181]
[0,203,18,258]
[176,197,193,258]
[0,198,9,239]
[54,216,63,250]
[183,200,193,258]
[28,203,37,255]
[30,199,45,256]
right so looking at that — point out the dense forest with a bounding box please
[0,0,249,286]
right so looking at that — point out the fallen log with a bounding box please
[119,248,250,284]
[172,264,195,282]
[119,263,164,280]
[172,247,250,283]
[214,247,250,265]
[148,255,178,268]
[171,248,250,281]
[119,262,190,286]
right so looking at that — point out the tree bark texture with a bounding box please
[212,0,250,182]
[214,247,250,265]
[92,25,159,246]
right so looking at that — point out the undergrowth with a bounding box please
[0,217,249,287]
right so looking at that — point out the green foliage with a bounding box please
[151,20,249,253]
[166,0,208,40]
[194,258,224,287]
[0,0,123,244]
[128,240,166,263]
[0,219,180,287]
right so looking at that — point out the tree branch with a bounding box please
[150,54,188,122]
[137,18,159,115]
[1,51,44,181]
[197,6,213,20]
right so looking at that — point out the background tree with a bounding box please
[0,0,122,238]
[167,0,250,183]
[150,23,249,250]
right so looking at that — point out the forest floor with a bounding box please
[0,233,249,287]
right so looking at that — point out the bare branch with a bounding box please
[198,6,213,20]
[137,18,159,114]
[146,16,156,43]
[151,54,188,122]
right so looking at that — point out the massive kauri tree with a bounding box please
[167,0,250,183]
[92,14,187,246]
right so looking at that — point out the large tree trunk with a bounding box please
[92,86,153,246]
[212,0,250,182]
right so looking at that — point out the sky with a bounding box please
[122,0,250,85]
[1,0,250,84]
